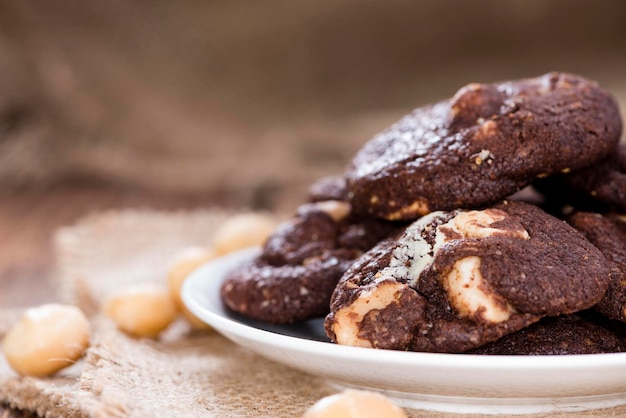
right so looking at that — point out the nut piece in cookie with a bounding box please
[470,313,626,355]
[568,212,626,322]
[220,200,399,324]
[325,201,612,353]
[346,72,622,220]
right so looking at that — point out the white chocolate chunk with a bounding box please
[473,149,494,165]
[445,256,514,323]
[447,209,529,240]
[332,280,406,348]
[381,208,529,288]
[379,211,450,287]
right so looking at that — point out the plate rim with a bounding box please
[182,248,626,414]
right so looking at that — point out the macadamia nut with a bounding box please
[168,246,216,329]
[213,213,278,255]
[103,285,177,338]
[303,389,407,418]
[2,304,90,376]
[168,246,216,309]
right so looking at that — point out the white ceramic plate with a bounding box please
[182,248,626,415]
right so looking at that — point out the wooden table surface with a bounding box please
[0,186,225,416]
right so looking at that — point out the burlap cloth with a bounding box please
[1,209,625,418]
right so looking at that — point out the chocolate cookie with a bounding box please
[535,143,626,214]
[307,175,348,203]
[568,212,626,322]
[220,200,398,324]
[325,201,612,353]
[470,313,626,355]
[346,72,622,220]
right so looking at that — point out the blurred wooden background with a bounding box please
[0,0,625,306]
[1,0,625,306]
[0,0,624,203]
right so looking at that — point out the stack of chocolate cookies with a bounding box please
[221,72,626,355]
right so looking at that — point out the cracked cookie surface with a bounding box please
[220,200,399,324]
[325,201,612,353]
[535,143,626,214]
[568,212,626,323]
[469,313,626,355]
[346,72,622,220]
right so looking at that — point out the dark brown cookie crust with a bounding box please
[346,72,622,220]
[535,143,626,214]
[307,175,348,203]
[325,201,612,353]
[469,314,626,355]
[220,201,398,324]
[568,212,626,322]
